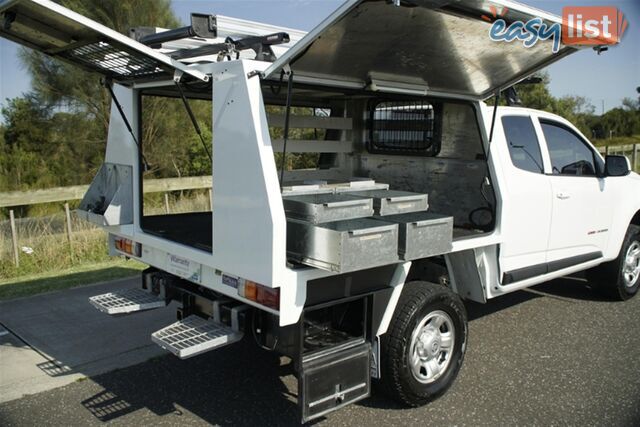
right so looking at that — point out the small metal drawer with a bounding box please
[287,218,399,273]
[283,193,374,224]
[348,190,428,216]
[379,212,453,260]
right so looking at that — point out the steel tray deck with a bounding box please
[347,190,429,216]
[283,193,374,224]
[287,218,399,273]
[378,212,453,260]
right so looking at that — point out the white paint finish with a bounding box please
[546,175,612,262]
[492,109,553,273]
[375,262,411,337]
[532,113,615,263]
[212,60,288,288]
[489,107,640,292]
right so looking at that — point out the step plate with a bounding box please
[89,288,167,315]
[151,315,243,359]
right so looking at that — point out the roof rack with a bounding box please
[131,14,292,64]
[170,32,290,62]
[130,13,217,48]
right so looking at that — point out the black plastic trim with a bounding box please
[502,251,602,285]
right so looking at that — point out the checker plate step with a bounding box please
[89,288,167,315]
[151,315,243,359]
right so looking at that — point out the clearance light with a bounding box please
[114,237,141,257]
[238,280,280,310]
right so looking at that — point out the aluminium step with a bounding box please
[151,315,243,359]
[89,288,167,315]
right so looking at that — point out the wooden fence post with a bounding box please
[208,188,213,211]
[9,209,19,267]
[164,193,170,213]
[633,144,638,172]
[64,203,74,258]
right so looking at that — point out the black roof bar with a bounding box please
[170,32,290,62]
[133,13,217,48]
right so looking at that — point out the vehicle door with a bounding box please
[498,113,553,284]
[537,117,613,265]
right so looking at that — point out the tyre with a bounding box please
[588,225,640,301]
[379,281,467,407]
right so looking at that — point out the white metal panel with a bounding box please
[493,108,553,274]
[212,60,288,287]
[534,112,614,263]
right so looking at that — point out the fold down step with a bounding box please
[89,288,167,314]
[151,315,243,359]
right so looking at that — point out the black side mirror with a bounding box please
[605,155,631,177]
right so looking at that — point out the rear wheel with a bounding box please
[588,225,640,300]
[379,281,467,406]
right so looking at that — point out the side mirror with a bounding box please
[605,155,631,177]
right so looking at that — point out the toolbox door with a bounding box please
[0,0,208,85]
[263,0,579,99]
[300,340,371,423]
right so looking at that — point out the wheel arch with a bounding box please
[631,209,640,227]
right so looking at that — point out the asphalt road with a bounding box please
[1,277,639,426]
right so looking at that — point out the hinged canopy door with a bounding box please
[264,0,578,99]
[0,0,208,85]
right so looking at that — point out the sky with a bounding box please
[0,0,638,116]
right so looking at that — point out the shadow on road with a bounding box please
[80,340,303,425]
[2,274,620,425]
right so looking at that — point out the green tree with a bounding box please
[20,0,179,134]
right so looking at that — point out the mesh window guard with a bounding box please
[367,100,441,156]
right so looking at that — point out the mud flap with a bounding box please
[299,340,371,423]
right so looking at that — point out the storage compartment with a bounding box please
[287,218,399,273]
[300,341,371,423]
[283,193,374,224]
[77,163,133,226]
[380,212,453,260]
[347,189,429,216]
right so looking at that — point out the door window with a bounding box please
[502,116,544,173]
[541,121,598,176]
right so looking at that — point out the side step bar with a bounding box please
[89,288,167,314]
[151,315,243,359]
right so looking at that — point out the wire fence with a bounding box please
[1,190,210,279]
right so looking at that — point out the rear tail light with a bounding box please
[238,280,279,310]
[114,237,141,257]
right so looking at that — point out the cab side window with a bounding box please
[541,121,597,176]
[502,116,544,174]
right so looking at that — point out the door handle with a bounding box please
[556,192,570,200]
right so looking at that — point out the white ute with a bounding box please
[2,0,639,422]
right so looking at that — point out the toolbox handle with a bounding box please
[412,219,442,227]
[386,195,425,203]
[349,225,395,236]
[322,199,370,209]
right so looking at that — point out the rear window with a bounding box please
[367,100,441,156]
[502,116,544,174]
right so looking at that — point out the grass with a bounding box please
[0,192,211,300]
[0,259,146,301]
[593,135,640,147]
